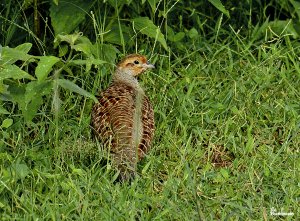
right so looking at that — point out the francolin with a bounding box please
[91,54,155,180]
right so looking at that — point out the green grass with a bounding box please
[1,35,299,220]
[1,1,300,219]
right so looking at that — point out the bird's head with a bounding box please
[116,54,155,77]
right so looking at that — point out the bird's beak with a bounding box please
[144,61,155,69]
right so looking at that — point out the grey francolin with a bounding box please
[91,54,155,180]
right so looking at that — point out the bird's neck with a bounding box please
[113,69,144,94]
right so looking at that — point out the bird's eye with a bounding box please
[134,60,139,64]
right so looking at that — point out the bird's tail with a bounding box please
[112,126,138,181]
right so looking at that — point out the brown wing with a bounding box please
[91,83,154,179]
[91,83,141,180]
[91,83,135,154]
[138,96,155,159]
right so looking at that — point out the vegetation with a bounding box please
[0,0,299,219]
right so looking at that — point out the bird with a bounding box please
[91,54,155,180]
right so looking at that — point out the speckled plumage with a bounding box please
[91,54,155,180]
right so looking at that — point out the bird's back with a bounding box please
[91,82,154,179]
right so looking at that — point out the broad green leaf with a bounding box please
[25,81,53,103]
[208,0,230,18]
[58,44,69,57]
[1,118,13,128]
[133,17,168,51]
[15,43,32,54]
[147,0,160,12]
[92,43,119,63]
[172,32,185,42]
[7,84,26,107]
[72,36,93,56]
[57,79,98,102]
[35,56,60,81]
[187,28,199,39]
[70,58,106,73]
[24,96,43,122]
[8,81,52,122]
[70,58,107,66]
[0,82,9,94]
[0,106,10,114]
[0,65,35,81]
[1,43,34,65]
[72,43,92,55]
[268,19,299,38]
[10,163,30,180]
[166,26,175,38]
[220,168,229,179]
[50,1,93,35]
[54,33,83,47]
[55,34,94,56]
[103,24,130,46]
[167,26,185,42]
[290,0,300,21]
[23,81,53,122]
